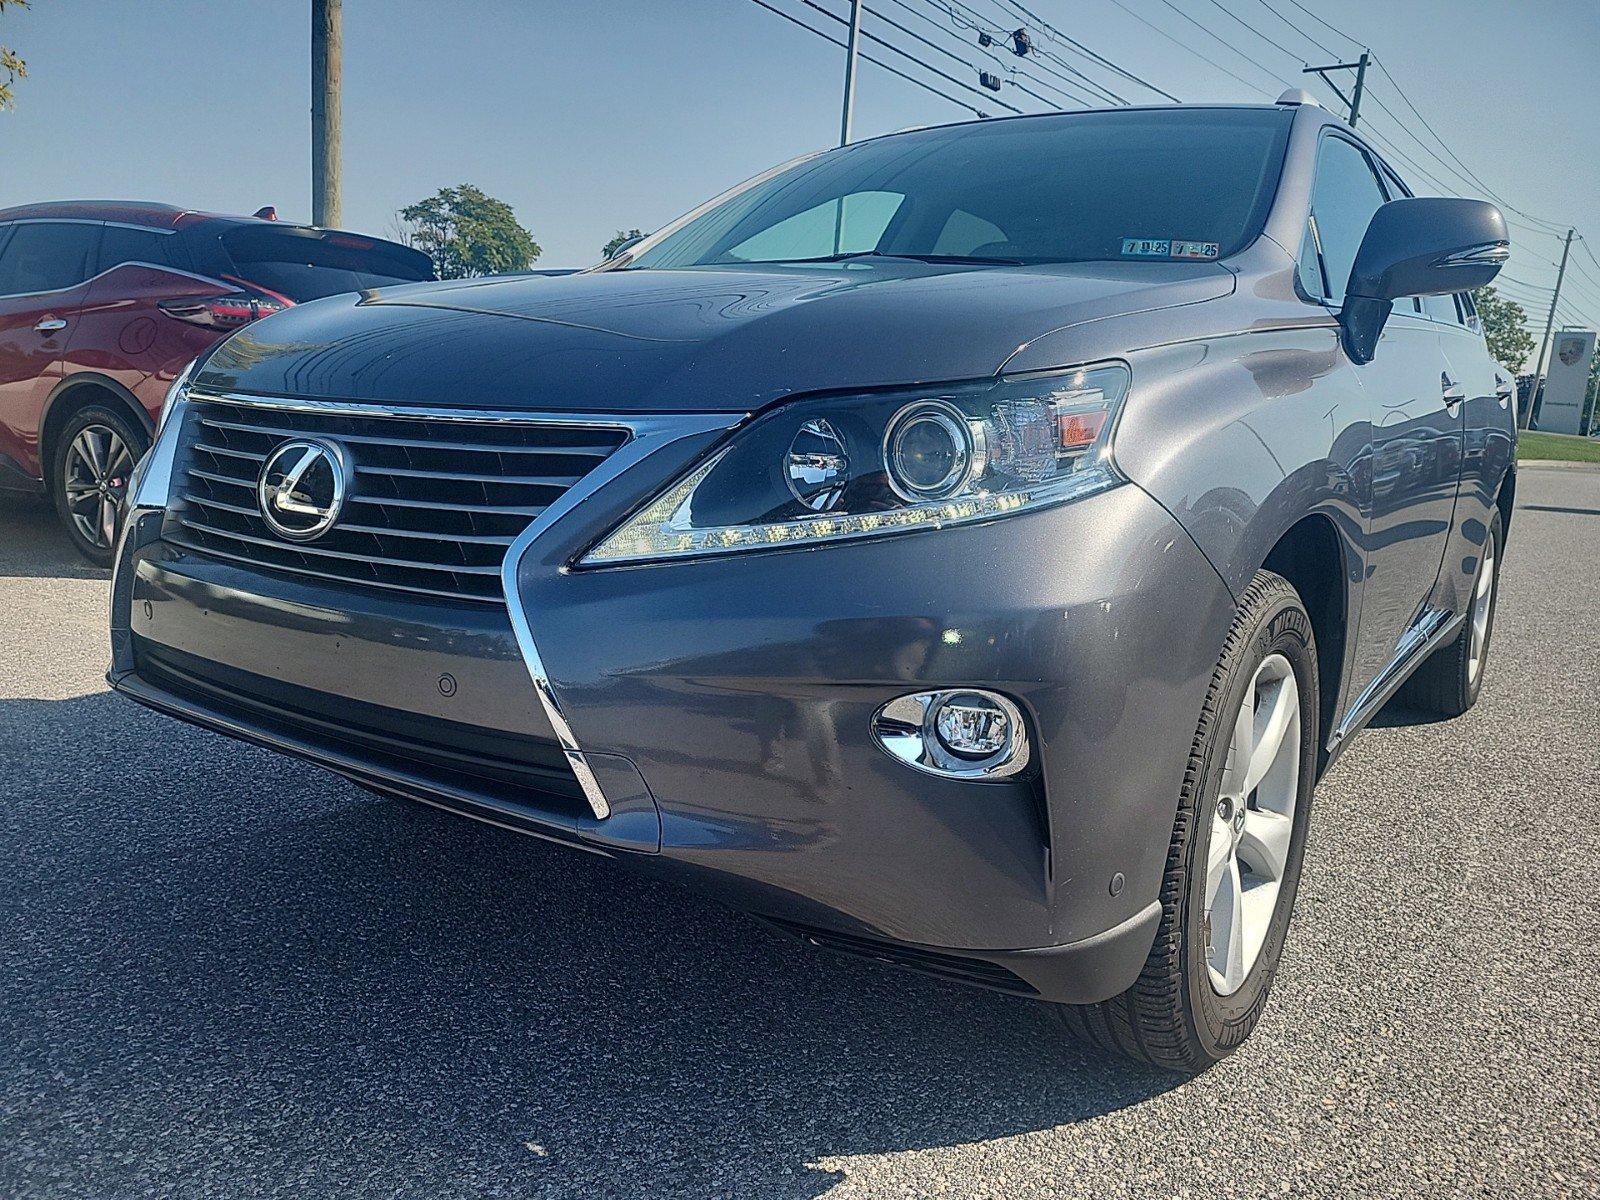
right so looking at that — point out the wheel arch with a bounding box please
[1260,511,1351,774]
[40,374,155,487]
[1496,463,1515,543]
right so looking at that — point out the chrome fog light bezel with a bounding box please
[871,689,1030,779]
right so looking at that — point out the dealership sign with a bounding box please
[1539,330,1597,435]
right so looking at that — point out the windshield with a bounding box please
[627,108,1292,270]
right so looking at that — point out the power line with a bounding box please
[1281,0,1362,52]
[1248,0,1337,58]
[1148,0,1297,93]
[954,0,1130,103]
[745,0,1002,117]
[990,0,1181,100]
[793,0,1027,112]
[1201,0,1307,65]
[869,0,1097,107]
[1368,56,1570,232]
[1098,0,1272,96]
[923,0,1135,105]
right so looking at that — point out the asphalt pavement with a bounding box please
[2,468,1597,1199]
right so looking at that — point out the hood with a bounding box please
[196,260,1234,414]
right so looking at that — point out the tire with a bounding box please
[50,404,149,568]
[1394,510,1502,718]
[1057,570,1320,1073]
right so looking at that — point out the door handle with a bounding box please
[1441,372,1466,412]
[1494,380,1514,407]
[33,318,68,335]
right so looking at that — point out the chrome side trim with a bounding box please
[143,388,744,822]
[498,412,742,820]
[1330,605,1463,749]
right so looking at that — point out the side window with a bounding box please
[1304,137,1391,306]
[98,225,173,272]
[0,222,103,296]
[724,191,903,262]
[1458,291,1482,334]
[1420,293,1458,323]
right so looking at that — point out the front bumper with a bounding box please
[111,405,1236,1004]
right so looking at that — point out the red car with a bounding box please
[0,201,433,563]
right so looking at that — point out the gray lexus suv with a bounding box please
[110,95,1514,1072]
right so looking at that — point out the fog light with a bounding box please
[933,692,1012,758]
[871,688,1029,779]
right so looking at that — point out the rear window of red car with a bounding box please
[220,225,434,301]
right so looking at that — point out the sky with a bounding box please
[2,0,1598,331]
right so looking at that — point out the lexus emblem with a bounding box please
[256,439,349,542]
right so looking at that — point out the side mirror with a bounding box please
[1339,197,1508,364]
[607,234,645,261]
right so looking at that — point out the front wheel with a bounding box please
[51,405,149,567]
[1057,570,1319,1073]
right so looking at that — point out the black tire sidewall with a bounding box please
[1183,583,1320,1058]
[51,404,149,566]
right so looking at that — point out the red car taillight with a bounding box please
[157,291,290,329]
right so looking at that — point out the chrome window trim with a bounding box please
[0,218,176,232]
[170,389,744,822]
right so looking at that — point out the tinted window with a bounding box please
[98,225,175,272]
[1306,137,1390,305]
[0,222,102,296]
[629,108,1293,269]
[220,226,433,301]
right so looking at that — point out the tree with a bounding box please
[0,0,29,113]
[602,229,645,260]
[396,185,540,279]
[1471,285,1536,375]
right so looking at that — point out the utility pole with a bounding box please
[311,0,343,228]
[1523,227,1577,429]
[1303,50,1369,128]
[839,0,862,147]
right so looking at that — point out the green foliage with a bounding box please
[602,229,646,259]
[1517,430,1600,463]
[1471,286,1536,374]
[1585,348,1599,436]
[0,0,30,114]
[397,185,541,279]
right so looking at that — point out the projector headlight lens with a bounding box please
[582,362,1129,566]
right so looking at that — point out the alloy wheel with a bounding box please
[1204,652,1301,996]
[63,424,135,551]
[1467,530,1497,686]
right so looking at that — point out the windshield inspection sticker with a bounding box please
[1120,238,1221,260]
[1120,238,1171,257]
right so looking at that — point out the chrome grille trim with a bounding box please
[165,392,630,606]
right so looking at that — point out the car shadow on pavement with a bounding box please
[2,691,1181,1199]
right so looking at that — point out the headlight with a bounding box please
[581,362,1129,565]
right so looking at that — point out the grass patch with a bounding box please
[1519,430,1600,463]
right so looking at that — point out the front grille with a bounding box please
[164,396,629,604]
